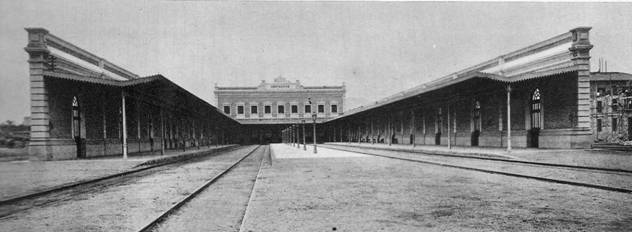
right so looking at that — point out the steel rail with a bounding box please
[137,145,264,232]
[322,145,632,194]
[238,145,268,232]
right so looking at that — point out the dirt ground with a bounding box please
[0,146,258,231]
[326,142,632,171]
[241,144,632,232]
[323,144,632,191]
[0,145,233,200]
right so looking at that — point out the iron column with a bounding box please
[302,120,306,150]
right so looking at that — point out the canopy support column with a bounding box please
[507,84,512,152]
[121,91,127,159]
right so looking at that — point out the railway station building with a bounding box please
[24,28,241,160]
[23,26,630,160]
[214,77,345,143]
[322,27,598,149]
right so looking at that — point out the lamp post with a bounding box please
[291,125,295,147]
[312,113,317,154]
[294,124,299,148]
[308,98,317,154]
[302,119,306,150]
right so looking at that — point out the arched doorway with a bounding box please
[528,88,541,148]
[72,96,86,158]
[471,100,481,146]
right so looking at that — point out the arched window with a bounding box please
[473,100,481,131]
[530,88,542,129]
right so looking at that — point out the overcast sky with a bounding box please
[1,1,631,123]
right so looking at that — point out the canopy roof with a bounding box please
[328,27,587,122]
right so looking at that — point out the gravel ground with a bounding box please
[0,145,258,231]
[0,159,143,199]
[0,145,233,200]
[154,146,268,232]
[324,144,632,191]
[240,144,632,231]
[327,142,632,171]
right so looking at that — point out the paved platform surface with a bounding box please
[327,142,632,171]
[240,144,632,231]
[0,145,234,200]
[272,144,365,159]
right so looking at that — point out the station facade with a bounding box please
[25,28,241,160]
[215,77,345,143]
[322,27,597,149]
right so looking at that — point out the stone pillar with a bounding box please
[569,27,593,129]
[24,28,52,160]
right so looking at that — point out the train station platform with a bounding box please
[324,142,632,171]
[239,143,632,231]
[272,143,365,159]
[0,145,236,201]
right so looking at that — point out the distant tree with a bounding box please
[4,120,14,126]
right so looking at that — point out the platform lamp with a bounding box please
[308,98,317,154]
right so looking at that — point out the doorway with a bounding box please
[435,108,442,145]
[72,96,86,158]
[471,100,481,146]
[528,89,541,148]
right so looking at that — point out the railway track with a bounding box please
[0,145,241,217]
[321,144,632,194]
[137,145,267,232]
[324,143,632,174]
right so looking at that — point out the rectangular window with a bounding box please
[331,105,338,113]
[597,88,605,97]
[612,99,619,112]
[223,106,230,114]
[318,104,324,113]
[596,119,602,132]
[597,101,603,113]
[251,106,257,114]
[237,105,244,114]
[612,118,618,131]
[305,105,311,113]
[291,105,298,113]
[278,105,285,114]
[265,105,271,114]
